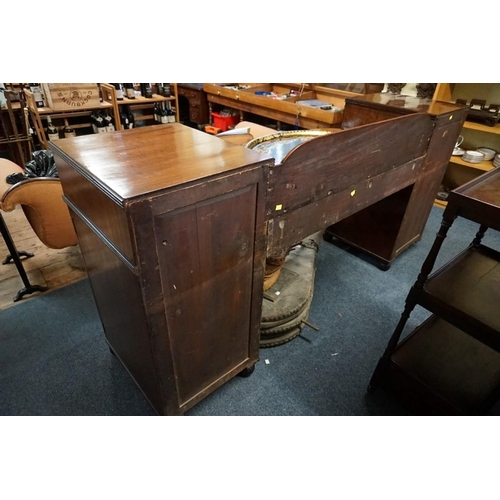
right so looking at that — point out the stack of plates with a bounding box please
[477,147,497,161]
[462,150,485,164]
[494,153,500,168]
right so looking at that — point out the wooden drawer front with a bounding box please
[155,184,257,407]
[189,108,200,123]
[178,86,199,100]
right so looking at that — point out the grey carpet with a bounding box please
[1,206,499,416]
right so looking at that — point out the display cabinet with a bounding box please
[370,167,500,415]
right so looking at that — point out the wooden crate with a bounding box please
[42,83,100,111]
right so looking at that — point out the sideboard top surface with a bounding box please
[52,123,272,201]
[347,93,466,117]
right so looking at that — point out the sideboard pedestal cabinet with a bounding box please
[51,124,272,416]
[324,94,468,269]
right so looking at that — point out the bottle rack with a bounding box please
[24,83,180,148]
[25,87,116,149]
[102,84,179,130]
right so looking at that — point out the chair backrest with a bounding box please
[1,168,77,249]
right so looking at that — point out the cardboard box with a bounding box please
[42,83,100,111]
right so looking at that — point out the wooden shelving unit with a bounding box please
[25,87,116,149]
[0,90,32,165]
[109,84,179,129]
[433,83,500,202]
[25,84,180,147]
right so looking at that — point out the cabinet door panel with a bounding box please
[154,185,257,405]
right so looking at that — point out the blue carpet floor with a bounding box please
[1,206,499,416]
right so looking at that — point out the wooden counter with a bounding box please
[203,83,362,129]
[50,124,272,416]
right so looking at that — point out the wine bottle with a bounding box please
[120,107,129,129]
[127,106,135,128]
[111,83,124,100]
[160,103,168,124]
[95,112,107,133]
[167,102,175,123]
[63,124,76,138]
[104,112,115,132]
[29,83,44,107]
[162,84,171,97]
[141,83,153,98]
[124,83,135,99]
[157,83,164,97]
[46,116,59,141]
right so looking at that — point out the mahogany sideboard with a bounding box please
[50,124,272,416]
[49,96,466,416]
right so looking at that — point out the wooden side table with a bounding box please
[370,167,500,415]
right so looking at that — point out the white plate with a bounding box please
[464,150,485,158]
[452,147,465,156]
[477,147,496,160]
[463,158,485,164]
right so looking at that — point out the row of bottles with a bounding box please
[110,83,171,100]
[90,110,116,133]
[44,105,176,140]
[26,83,173,108]
[46,116,76,140]
[45,111,116,140]
[44,99,176,141]
[154,102,176,124]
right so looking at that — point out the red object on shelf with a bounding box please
[211,112,240,132]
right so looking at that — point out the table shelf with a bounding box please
[389,315,500,415]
